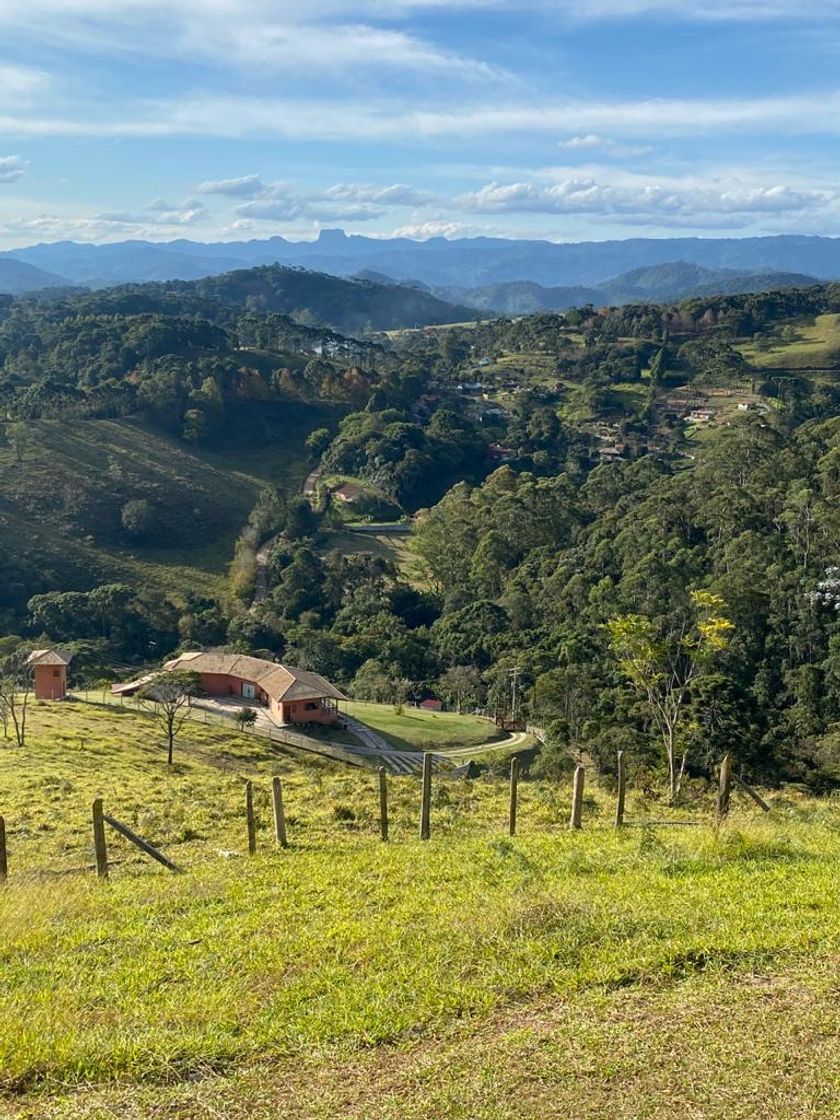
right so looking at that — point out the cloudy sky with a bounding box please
[0,0,839,248]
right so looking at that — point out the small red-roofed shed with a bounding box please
[27,649,73,700]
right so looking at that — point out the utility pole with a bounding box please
[503,667,523,729]
[510,667,521,724]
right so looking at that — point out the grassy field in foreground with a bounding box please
[344,701,503,750]
[3,702,840,1118]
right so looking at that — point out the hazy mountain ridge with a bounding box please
[430,262,822,314]
[3,230,840,292]
[0,258,73,295]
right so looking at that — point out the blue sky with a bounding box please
[0,0,839,248]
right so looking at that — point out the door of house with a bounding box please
[242,683,256,700]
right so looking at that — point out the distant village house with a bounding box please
[332,482,362,504]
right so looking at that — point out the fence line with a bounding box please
[0,751,773,884]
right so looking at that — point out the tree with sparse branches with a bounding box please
[7,421,34,464]
[0,654,33,748]
[137,670,202,765]
[392,676,414,715]
[606,591,734,803]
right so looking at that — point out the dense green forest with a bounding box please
[7,272,840,788]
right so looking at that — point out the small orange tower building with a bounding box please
[27,649,73,700]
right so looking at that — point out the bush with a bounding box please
[120,498,155,540]
[236,708,257,728]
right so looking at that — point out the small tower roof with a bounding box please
[26,649,73,667]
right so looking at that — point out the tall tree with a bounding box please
[137,671,202,765]
[607,591,734,802]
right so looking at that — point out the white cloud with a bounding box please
[198,175,267,198]
[199,177,432,223]
[0,155,25,183]
[544,0,829,20]
[457,178,834,227]
[560,134,610,149]
[235,197,383,223]
[323,182,436,205]
[97,196,207,226]
[0,3,498,76]
[0,63,50,100]
[389,219,474,239]
[5,89,840,143]
[0,212,199,241]
[559,134,652,158]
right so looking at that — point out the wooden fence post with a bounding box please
[272,776,288,849]
[419,753,432,841]
[731,772,771,813]
[717,754,732,822]
[509,757,520,837]
[0,816,7,882]
[245,780,257,855]
[569,765,585,830]
[103,814,181,873]
[615,750,626,828]
[379,767,389,842]
[92,798,108,879]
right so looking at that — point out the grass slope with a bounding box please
[344,700,502,750]
[2,704,839,1118]
[318,528,426,588]
[737,313,840,370]
[0,402,339,604]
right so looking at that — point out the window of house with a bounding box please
[53,669,60,678]
[304,702,318,711]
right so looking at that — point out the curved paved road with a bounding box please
[190,696,529,775]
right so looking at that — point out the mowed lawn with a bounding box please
[344,700,503,750]
[3,703,840,1118]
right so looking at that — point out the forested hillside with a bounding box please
[440,263,820,314]
[165,264,477,333]
[8,274,840,785]
[0,258,71,295]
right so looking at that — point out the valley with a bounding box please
[4,1,840,1115]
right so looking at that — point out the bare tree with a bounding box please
[137,671,202,765]
[0,655,33,748]
[392,676,414,715]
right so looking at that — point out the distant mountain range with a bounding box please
[0,258,72,295]
[3,230,840,293]
[0,231,834,329]
[430,262,822,314]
